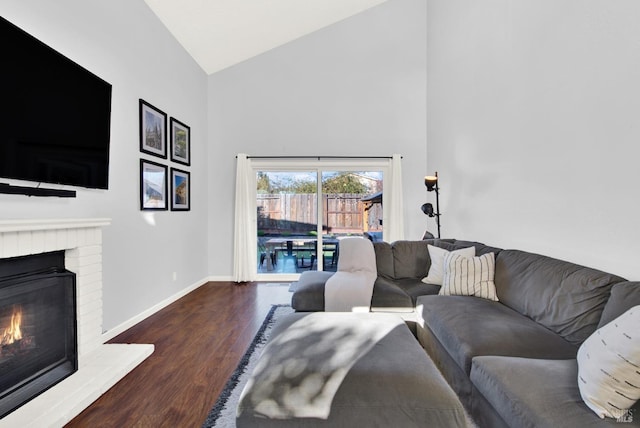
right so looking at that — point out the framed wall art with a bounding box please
[140,159,168,210]
[170,117,190,165]
[170,167,190,211]
[139,99,167,159]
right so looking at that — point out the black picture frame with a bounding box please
[140,159,168,210]
[139,99,167,159]
[170,167,190,211]
[170,117,190,166]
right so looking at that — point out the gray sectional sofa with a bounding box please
[292,239,501,312]
[291,238,640,427]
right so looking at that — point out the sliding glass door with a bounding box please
[256,171,319,274]
[255,161,384,279]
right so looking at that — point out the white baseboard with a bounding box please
[207,275,234,282]
[101,278,208,342]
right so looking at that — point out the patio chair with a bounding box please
[297,240,317,269]
[279,240,298,269]
[326,241,339,268]
[300,240,339,270]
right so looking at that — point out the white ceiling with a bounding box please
[144,0,390,75]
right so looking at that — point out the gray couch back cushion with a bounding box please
[597,281,640,328]
[494,250,626,345]
[390,240,431,279]
[374,239,499,280]
[372,242,395,279]
[440,240,503,257]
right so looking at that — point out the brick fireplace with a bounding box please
[0,219,153,427]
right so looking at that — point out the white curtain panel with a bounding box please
[385,153,405,243]
[233,153,257,282]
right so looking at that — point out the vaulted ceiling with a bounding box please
[144,0,390,74]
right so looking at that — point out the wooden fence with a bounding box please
[257,193,382,234]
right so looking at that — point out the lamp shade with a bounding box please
[421,203,434,216]
[424,175,438,192]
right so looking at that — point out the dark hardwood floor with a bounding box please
[65,281,292,428]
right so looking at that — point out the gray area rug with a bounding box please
[202,304,294,428]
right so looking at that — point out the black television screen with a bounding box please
[0,16,112,190]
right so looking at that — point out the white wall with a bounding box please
[427,0,640,279]
[0,0,209,331]
[207,0,428,276]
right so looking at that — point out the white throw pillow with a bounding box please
[577,305,640,419]
[422,245,475,285]
[439,252,499,301]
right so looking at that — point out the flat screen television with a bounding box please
[0,16,112,190]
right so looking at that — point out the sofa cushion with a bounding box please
[577,306,640,419]
[470,356,639,428]
[374,238,499,282]
[372,241,394,279]
[423,244,476,285]
[291,271,334,312]
[431,239,503,257]
[440,252,498,301]
[390,240,431,279]
[370,277,415,312]
[598,281,640,328]
[416,295,577,375]
[395,278,440,303]
[494,250,626,345]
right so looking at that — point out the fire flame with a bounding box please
[1,306,23,346]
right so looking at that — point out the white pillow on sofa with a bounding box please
[439,252,499,301]
[577,305,640,419]
[421,245,475,285]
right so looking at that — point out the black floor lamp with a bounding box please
[421,172,441,238]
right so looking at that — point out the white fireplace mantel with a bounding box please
[0,218,111,233]
[0,218,153,427]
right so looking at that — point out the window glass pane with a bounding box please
[322,171,383,241]
[257,171,319,274]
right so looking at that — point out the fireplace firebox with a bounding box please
[0,251,77,418]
